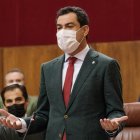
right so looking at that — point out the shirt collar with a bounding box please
[65,45,90,62]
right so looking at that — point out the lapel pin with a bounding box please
[92,61,95,64]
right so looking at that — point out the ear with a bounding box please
[83,25,89,36]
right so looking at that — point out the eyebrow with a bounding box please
[56,22,75,27]
[5,97,23,102]
[15,97,23,101]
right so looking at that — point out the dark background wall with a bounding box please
[0,0,140,46]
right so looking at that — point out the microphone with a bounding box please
[22,112,36,140]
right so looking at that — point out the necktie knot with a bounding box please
[68,57,77,64]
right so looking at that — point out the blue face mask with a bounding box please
[7,103,26,117]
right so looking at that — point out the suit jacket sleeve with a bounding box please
[104,60,125,136]
[25,63,49,134]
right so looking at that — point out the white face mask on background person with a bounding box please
[56,28,84,54]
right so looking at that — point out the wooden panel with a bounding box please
[2,45,63,96]
[2,41,140,102]
[93,41,140,102]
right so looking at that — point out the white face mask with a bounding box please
[56,28,84,54]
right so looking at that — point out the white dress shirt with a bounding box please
[62,45,90,91]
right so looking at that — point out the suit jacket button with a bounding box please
[58,133,62,138]
[64,115,68,119]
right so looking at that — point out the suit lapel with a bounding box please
[53,55,66,111]
[66,49,99,111]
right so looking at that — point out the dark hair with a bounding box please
[56,6,89,27]
[1,84,28,104]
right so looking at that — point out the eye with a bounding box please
[15,97,23,103]
[65,23,76,29]
[67,25,74,29]
[9,80,13,83]
[56,25,62,31]
[6,99,12,104]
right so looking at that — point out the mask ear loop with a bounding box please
[76,25,86,44]
[78,35,85,44]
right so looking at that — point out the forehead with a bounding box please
[4,88,24,99]
[57,12,79,25]
[5,72,24,80]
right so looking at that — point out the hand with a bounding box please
[0,109,22,130]
[100,116,128,131]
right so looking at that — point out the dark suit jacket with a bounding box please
[0,125,21,140]
[0,125,45,140]
[26,49,125,140]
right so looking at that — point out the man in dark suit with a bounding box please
[0,6,128,140]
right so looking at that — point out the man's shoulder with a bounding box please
[42,55,64,67]
[29,96,38,101]
[89,49,119,67]
[27,96,38,116]
[0,97,4,108]
[28,96,38,105]
[94,50,114,61]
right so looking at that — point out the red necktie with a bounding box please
[63,57,77,107]
[62,57,77,140]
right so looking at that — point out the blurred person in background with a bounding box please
[0,84,45,140]
[0,84,28,140]
[1,84,28,118]
[0,68,38,116]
